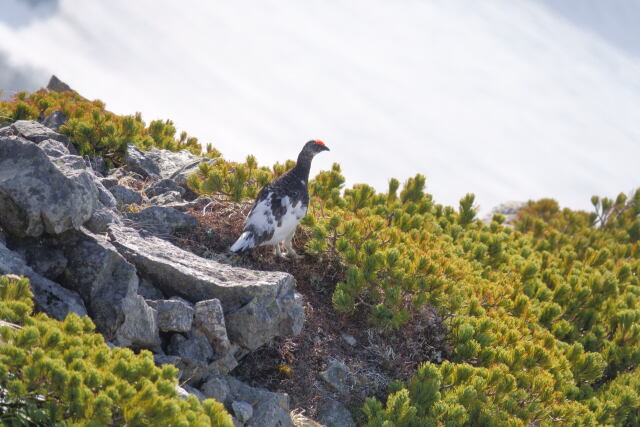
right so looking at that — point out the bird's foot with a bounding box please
[284,244,304,259]
[274,244,288,259]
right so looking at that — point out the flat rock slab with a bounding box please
[107,225,304,350]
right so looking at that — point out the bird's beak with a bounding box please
[322,145,330,152]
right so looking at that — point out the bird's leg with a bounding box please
[274,242,287,258]
[284,232,303,259]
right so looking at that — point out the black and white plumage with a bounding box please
[230,140,330,257]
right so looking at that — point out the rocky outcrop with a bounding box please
[0,121,301,426]
[47,75,73,93]
[107,225,304,351]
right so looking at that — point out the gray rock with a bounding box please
[483,201,528,225]
[41,110,68,131]
[0,134,97,237]
[124,206,196,235]
[115,294,161,348]
[183,384,206,402]
[100,177,119,189]
[194,299,230,356]
[149,191,183,206]
[341,333,357,347]
[317,399,355,427]
[85,207,121,234]
[125,143,213,184]
[86,156,107,177]
[146,298,194,332]
[137,277,165,300]
[168,331,214,363]
[319,360,354,394]
[226,376,292,427]
[57,229,138,340]
[154,354,209,385]
[4,120,70,144]
[207,350,239,377]
[232,401,253,424]
[39,138,72,158]
[107,225,304,351]
[125,144,161,178]
[110,185,143,205]
[225,291,304,351]
[201,376,230,403]
[0,241,87,320]
[47,75,73,93]
[145,178,186,198]
[6,237,67,280]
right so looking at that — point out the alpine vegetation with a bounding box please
[2,88,640,426]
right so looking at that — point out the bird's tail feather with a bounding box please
[230,231,255,253]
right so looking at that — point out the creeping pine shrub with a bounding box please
[0,275,233,426]
[191,153,640,425]
[187,155,296,202]
[0,90,218,168]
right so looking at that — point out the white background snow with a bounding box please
[1,0,639,213]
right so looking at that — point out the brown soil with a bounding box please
[172,199,449,421]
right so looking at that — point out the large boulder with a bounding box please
[125,143,213,185]
[0,134,97,237]
[55,229,160,347]
[107,225,304,351]
[0,241,87,320]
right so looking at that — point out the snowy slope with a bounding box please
[1,0,639,213]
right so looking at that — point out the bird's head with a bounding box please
[302,139,330,155]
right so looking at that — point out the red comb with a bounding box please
[315,140,325,146]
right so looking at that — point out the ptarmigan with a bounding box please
[230,140,330,257]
